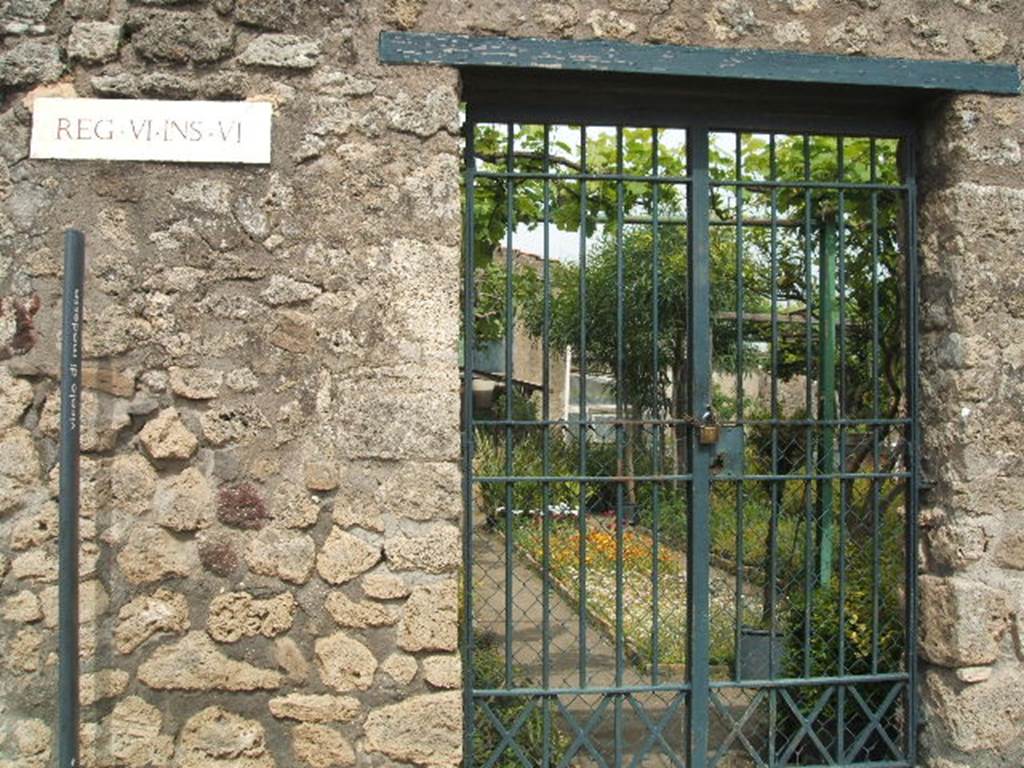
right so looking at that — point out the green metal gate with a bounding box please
[461,95,918,768]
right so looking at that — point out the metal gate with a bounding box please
[461,102,918,768]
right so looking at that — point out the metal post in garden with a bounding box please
[58,229,85,768]
[817,219,837,587]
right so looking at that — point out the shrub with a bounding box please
[470,633,569,767]
[776,543,905,764]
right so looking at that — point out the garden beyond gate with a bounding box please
[461,78,919,768]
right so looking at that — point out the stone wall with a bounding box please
[0,1,1021,767]
[916,93,1024,768]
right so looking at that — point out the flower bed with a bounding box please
[512,517,760,671]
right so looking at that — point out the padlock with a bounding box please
[698,408,720,445]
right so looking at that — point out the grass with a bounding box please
[471,632,570,767]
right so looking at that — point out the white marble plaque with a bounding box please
[30,98,272,164]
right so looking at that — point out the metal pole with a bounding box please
[686,126,712,768]
[58,229,85,768]
[817,219,837,587]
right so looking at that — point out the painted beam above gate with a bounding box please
[379,32,1020,96]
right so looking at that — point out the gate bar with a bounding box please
[58,229,85,768]
[686,127,713,768]
[902,129,922,768]
[461,121,478,768]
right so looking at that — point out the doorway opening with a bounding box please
[460,81,918,767]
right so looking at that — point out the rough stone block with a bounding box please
[66,0,109,18]
[10,548,57,582]
[268,309,316,352]
[380,652,417,686]
[2,590,42,623]
[246,527,316,584]
[0,475,29,518]
[198,534,240,576]
[316,526,381,585]
[235,0,295,29]
[268,693,360,723]
[154,467,214,532]
[292,723,355,768]
[919,575,1011,667]
[169,366,223,399]
[239,34,321,69]
[325,590,396,628]
[314,631,377,692]
[7,626,43,672]
[207,591,296,643]
[994,529,1024,570]
[82,366,136,397]
[80,696,173,768]
[117,524,197,584]
[67,21,122,63]
[367,461,460,521]
[0,427,40,484]
[925,666,1024,753]
[0,40,62,86]
[6,718,50,766]
[925,518,990,570]
[964,26,1008,60]
[422,654,461,689]
[0,368,33,428]
[225,367,259,392]
[114,588,190,653]
[79,668,130,706]
[383,0,425,29]
[361,570,409,600]
[9,501,57,550]
[384,523,460,574]
[139,407,198,460]
[1,0,57,29]
[200,403,269,446]
[333,374,459,461]
[271,481,320,528]
[303,460,338,491]
[129,10,234,63]
[385,86,459,138]
[176,706,274,768]
[364,692,462,767]
[217,483,270,529]
[262,274,321,306]
[397,580,457,653]
[955,666,993,684]
[109,452,158,515]
[138,631,282,691]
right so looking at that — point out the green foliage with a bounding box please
[470,124,687,262]
[466,127,907,428]
[471,633,569,767]
[781,487,906,678]
[777,497,906,763]
[472,424,581,525]
[538,226,687,413]
[473,258,543,343]
[492,388,542,423]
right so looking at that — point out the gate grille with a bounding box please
[462,116,917,768]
